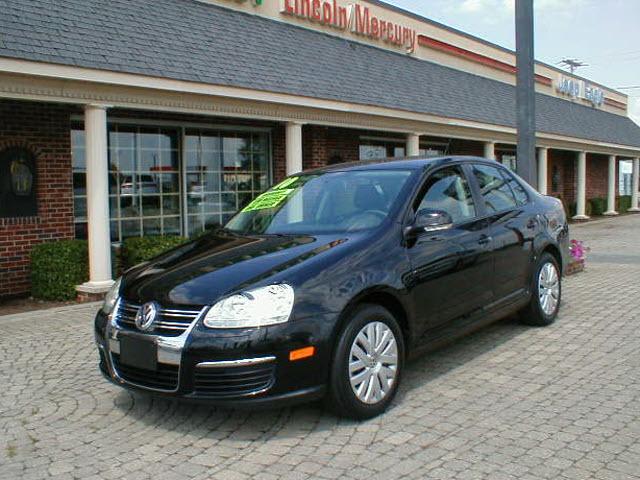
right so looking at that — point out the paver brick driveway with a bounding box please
[1,215,639,480]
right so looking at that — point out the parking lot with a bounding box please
[1,215,639,480]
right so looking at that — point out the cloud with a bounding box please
[457,0,495,13]
[449,0,590,19]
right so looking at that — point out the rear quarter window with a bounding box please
[499,169,529,206]
[470,164,518,213]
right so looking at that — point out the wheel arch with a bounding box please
[332,287,412,357]
[540,243,563,275]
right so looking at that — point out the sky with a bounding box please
[383,0,640,125]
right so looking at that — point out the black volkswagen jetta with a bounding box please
[95,156,569,419]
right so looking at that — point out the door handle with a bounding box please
[478,234,492,246]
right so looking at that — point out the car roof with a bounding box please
[304,156,500,174]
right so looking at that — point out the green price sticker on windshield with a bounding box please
[241,176,301,212]
[272,177,299,190]
[242,188,295,212]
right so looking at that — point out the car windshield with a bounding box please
[226,169,414,235]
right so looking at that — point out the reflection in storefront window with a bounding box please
[71,124,271,241]
[185,130,270,236]
[500,154,517,171]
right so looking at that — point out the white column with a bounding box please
[406,133,420,157]
[630,157,640,212]
[573,151,589,220]
[537,147,548,195]
[285,122,303,175]
[78,104,113,294]
[483,141,496,160]
[604,155,618,216]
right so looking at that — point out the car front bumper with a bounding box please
[94,303,337,407]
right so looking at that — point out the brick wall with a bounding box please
[272,125,286,183]
[302,126,360,170]
[548,150,576,204]
[0,100,75,298]
[450,139,484,156]
[586,153,611,200]
[548,151,619,210]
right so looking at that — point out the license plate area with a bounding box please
[119,335,158,371]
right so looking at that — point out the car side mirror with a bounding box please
[405,208,453,238]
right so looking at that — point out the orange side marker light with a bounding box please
[289,346,315,361]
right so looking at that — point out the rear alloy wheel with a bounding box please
[327,304,404,419]
[520,252,561,326]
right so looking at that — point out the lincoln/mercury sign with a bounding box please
[281,0,418,53]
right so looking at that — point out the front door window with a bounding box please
[416,166,476,223]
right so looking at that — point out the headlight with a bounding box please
[203,284,295,329]
[101,277,122,315]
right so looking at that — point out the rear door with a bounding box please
[467,163,536,302]
[405,165,494,331]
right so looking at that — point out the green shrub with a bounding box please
[31,240,89,300]
[617,195,631,213]
[568,200,593,218]
[120,236,188,271]
[588,197,607,216]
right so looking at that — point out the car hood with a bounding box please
[120,231,352,306]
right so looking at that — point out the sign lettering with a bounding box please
[281,0,417,53]
[556,76,604,108]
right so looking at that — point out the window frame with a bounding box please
[498,167,531,206]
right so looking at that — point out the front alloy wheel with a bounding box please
[349,321,399,404]
[327,304,404,419]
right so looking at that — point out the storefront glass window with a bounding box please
[619,160,632,195]
[359,139,446,161]
[359,145,387,160]
[185,130,270,236]
[500,154,517,171]
[71,123,271,242]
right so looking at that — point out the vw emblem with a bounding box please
[135,301,159,332]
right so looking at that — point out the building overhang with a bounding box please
[0,57,639,158]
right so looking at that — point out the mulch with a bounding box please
[0,297,78,317]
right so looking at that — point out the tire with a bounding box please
[326,303,405,420]
[519,252,562,326]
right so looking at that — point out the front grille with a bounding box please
[112,354,179,391]
[193,363,276,397]
[115,300,201,336]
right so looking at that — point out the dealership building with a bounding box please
[1,0,639,299]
